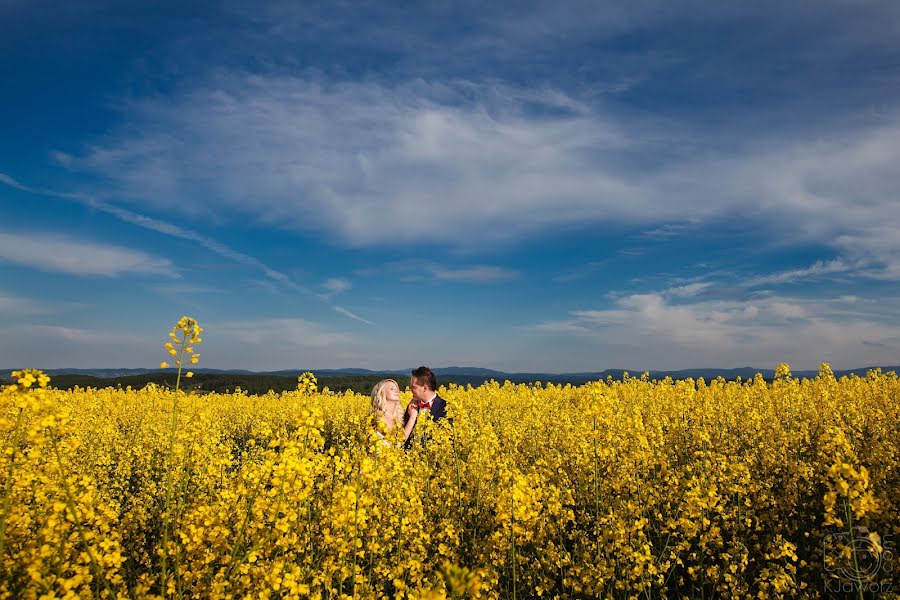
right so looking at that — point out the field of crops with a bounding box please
[1,325,898,599]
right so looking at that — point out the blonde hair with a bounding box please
[370,379,402,430]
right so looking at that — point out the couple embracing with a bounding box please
[370,366,447,448]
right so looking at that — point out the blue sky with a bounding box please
[2,0,900,372]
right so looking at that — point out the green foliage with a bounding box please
[44,373,393,395]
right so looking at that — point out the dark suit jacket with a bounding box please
[403,394,447,449]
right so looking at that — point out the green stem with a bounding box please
[173,443,196,600]
[452,428,464,544]
[224,475,265,580]
[844,499,864,600]
[174,336,186,394]
[510,485,517,600]
[160,334,185,597]
[51,437,116,599]
[592,416,600,559]
[350,454,361,597]
[0,408,24,563]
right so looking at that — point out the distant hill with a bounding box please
[28,372,389,396]
[3,365,898,395]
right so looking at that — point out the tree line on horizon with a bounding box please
[4,371,610,394]
[6,366,895,396]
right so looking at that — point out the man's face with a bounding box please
[410,377,430,402]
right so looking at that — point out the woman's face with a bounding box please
[384,381,400,403]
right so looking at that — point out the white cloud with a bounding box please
[0,291,47,316]
[428,265,519,283]
[374,260,520,284]
[0,173,28,190]
[0,232,176,277]
[322,277,351,295]
[0,174,301,288]
[63,77,658,246]
[535,292,900,370]
[725,122,900,275]
[60,75,900,282]
[746,259,853,286]
[332,306,373,325]
[217,318,353,348]
[24,324,133,344]
[1,324,160,369]
[641,222,698,239]
[552,261,608,283]
[233,1,900,75]
[2,319,362,371]
[0,176,378,325]
[147,283,224,296]
[665,282,713,297]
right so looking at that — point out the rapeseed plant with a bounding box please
[158,316,203,595]
[2,329,899,599]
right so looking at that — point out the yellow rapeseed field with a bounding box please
[1,318,897,599]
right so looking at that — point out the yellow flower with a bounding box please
[5,341,898,598]
[160,362,170,369]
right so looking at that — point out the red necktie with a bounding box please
[418,400,432,410]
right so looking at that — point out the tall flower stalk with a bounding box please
[0,371,49,567]
[158,316,203,596]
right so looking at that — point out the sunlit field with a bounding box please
[1,319,898,598]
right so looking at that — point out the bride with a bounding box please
[370,378,417,445]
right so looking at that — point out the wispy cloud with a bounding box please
[0,231,176,277]
[56,78,651,247]
[0,173,292,283]
[428,265,519,283]
[228,1,900,87]
[534,292,900,369]
[333,306,373,325]
[746,259,854,286]
[3,319,360,371]
[3,323,160,369]
[0,173,28,191]
[0,291,48,316]
[552,261,608,283]
[664,282,713,297]
[0,175,375,324]
[641,222,698,240]
[322,277,351,296]
[23,324,134,344]
[48,74,900,285]
[146,283,225,297]
[372,260,519,284]
[217,318,353,348]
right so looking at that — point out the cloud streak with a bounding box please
[535,292,900,370]
[428,265,519,283]
[322,277,351,296]
[216,318,353,348]
[51,74,900,284]
[0,174,374,325]
[0,173,294,283]
[746,259,854,287]
[24,324,135,344]
[0,231,176,277]
[0,291,49,317]
[332,306,373,325]
[60,78,650,245]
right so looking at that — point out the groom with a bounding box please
[403,366,447,448]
